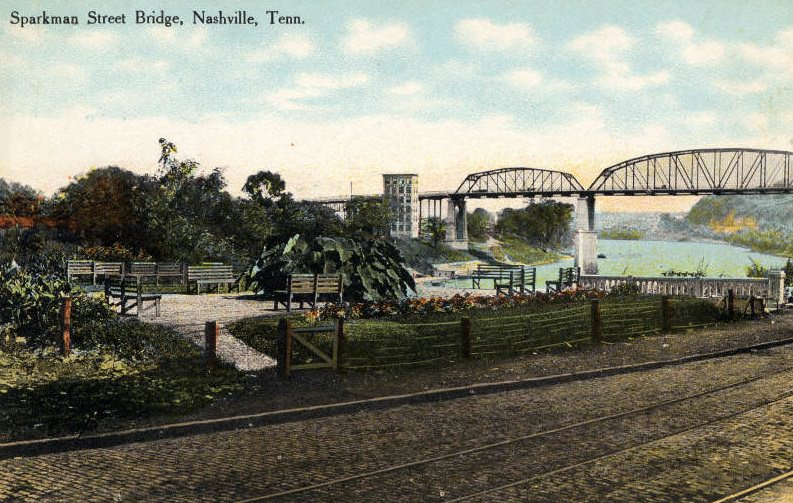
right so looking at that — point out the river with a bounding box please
[422,239,789,294]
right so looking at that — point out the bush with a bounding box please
[608,282,641,296]
[0,263,115,348]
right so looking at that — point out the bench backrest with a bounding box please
[476,264,536,284]
[129,262,157,276]
[104,276,140,295]
[157,262,185,276]
[187,264,235,280]
[558,267,579,284]
[288,274,343,294]
[96,262,123,275]
[67,260,94,276]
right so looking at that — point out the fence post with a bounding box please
[727,289,735,321]
[205,320,220,369]
[62,297,72,357]
[277,319,293,378]
[590,299,602,344]
[333,318,345,370]
[661,296,672,333]
[460,317,472,359]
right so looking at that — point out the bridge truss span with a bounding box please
[587,148,793,195]
[455,167,586,198]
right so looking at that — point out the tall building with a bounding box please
[383,174,419,238]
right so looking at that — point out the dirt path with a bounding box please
[141,293,281,371]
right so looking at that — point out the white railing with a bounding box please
[579,272,786,306]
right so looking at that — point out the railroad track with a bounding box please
[712,469,793,502]
[236,363,793,502]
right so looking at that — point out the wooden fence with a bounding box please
[276,295,731,376]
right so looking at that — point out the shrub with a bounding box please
[0,263,115,348]
[608,282,641,296]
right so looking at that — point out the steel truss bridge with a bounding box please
[307,148,793,274]
[312,148,793,208]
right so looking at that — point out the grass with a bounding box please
[395,238,476,274]
[491,237,565,265]
[600,228,644,240]
[0,320,244,441]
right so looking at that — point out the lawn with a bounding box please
[0,320,244,441]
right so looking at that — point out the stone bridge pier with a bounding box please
[575,195,598,274]
[444,197,469,250]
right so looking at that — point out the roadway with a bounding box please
[5,345,793,501]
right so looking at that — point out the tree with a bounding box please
[496,201,573,249]
[467,208,490,242]
[422,217,447,249]
[243,171,288,208]
[345,197,393,238]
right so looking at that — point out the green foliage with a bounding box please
[496,201,573,249]
[687,197,731,226]
[600,228,644,240]
[467,208,490,242]
[0,178,41,217]
[661,259,708,277]
[246,235,416,301]
[0,322,243,438]
[745,258,769,278]
[490,237,562,265]
[726,229,793,256]
[608,282,642,296]
[0,264,114,348]
[785,258,793,287]
[80,243,153,262]
[421,217,447,249]
[394,238,473,275]
[344,197,393,238]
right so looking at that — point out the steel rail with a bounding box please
[235,362,793,502]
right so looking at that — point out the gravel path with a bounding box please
[141,293,281,371]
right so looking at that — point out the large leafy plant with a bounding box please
[245,235,415,302]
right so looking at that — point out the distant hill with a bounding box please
[687,194,793,233]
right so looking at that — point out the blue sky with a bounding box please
[1,0,792,211]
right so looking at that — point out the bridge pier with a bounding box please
[575,195,598,275]
[445,198,469,250]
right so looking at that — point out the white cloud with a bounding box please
[686,111,717,127]
[570,25,669,91]
[387,81,423,95]
[52,63,87,83]
[341,19,410,54]
[714,79,768,95]
[115,58,170,73]
[455,18,537,51]
[503,69,543,88]
[68,30,116,49]
[148,27,177,45]
[748,112,768,132]
[656,20,726,65]
[737,27,793,78]
[4,25,42,43]
[295,72,369,89]
[264,72,370,110]
[247,33,315,63]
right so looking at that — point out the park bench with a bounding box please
[67,260,123,284]
[128,262,187,285]
[187,263,239,294]
[546,267,580,293]
[274,274,344,312]
[104,277,161,316]
[471,264,536,295]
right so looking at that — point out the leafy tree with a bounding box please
[245,234,415,301]
[422,217,447,249]
[467,208,490,242]
[243,171,288,208]
[496,201,573,249]
[0,179,41,217]
[345,197,393,238]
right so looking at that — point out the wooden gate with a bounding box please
[277,319,344,377]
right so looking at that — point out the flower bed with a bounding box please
[307,289,607,322]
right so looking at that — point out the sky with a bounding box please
[1,0,792,212]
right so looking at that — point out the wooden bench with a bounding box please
[471,264,536,295]
[67,260,123,284]
[127,262,186,284]
[274,274,344,312]
[546,267,580,293]
[187,264,239,294]
[104,277,161,316]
